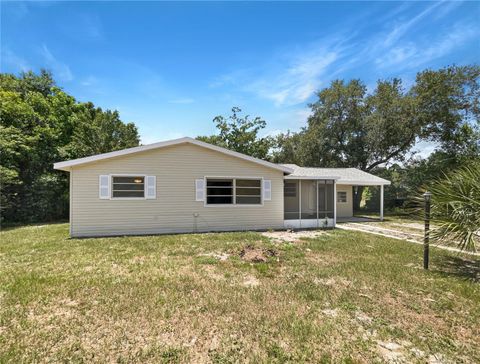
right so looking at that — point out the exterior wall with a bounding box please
[70,143,285,237]
[336,184,353,218]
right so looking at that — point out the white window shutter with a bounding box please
[195,179,205,201]
[263,180,272,201]
[99,175,110,199]
[145,176,156,199]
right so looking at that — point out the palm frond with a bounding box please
[424,162,480,252]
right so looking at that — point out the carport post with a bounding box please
[380,185,384,221]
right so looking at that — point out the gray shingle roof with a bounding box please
[280,164,390,185]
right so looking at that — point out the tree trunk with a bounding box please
[352,186,364,214]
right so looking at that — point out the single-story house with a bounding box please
[54,137,390,237]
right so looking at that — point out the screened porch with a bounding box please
[283,179,336,229]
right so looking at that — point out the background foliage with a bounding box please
[0,70,139,223]
[197,107,273,160]
[1,65,478,223]
[272,65,480,210]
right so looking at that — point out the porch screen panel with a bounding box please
[301,180,317,219]
[318,180,335,218]
[284,180,299,220]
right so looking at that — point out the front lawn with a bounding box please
[1,224,479,363]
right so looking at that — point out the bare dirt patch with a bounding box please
[261,229,328,243]
[376,340,406,362]
[239,245,277,263]
[242,275,260,287]
[314,276,352,287]
[321,308,339,317]
[198,252,230,261]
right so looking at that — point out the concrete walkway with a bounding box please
[337,221,480,257]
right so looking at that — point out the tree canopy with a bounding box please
[274,65,479,169]
[273,65,479,209]
[197,107,273,160]
[2,65,478,223]
[0,70,139,223]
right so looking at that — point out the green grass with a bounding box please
[1,223,479,363]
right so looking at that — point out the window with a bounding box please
[112,176,145,198]
[337,191,347,203]
[236,179,261,204]
[206,178,262,205]
[206,179,233,204]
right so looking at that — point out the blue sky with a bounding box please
[2,1,479,147]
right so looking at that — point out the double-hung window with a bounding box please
[206,178,262,205]
[112,176,145,198]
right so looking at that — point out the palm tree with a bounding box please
[427,163,480,252]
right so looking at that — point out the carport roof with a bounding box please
[280,164,391,185]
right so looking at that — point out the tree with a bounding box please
[0,70,140,223]
[274,65,480,210]
[427,162,480,252]
[414,65,480,156]
[64,102,139,159]
[197,107,273,160]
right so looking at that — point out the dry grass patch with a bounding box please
[1,223,479,363]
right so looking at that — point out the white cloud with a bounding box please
[381,1,444,48]
[246,49,339,106]
[80,75,98,86]
[82,14,104,40]
[210,1,475,109]
[376,22,479,69]
[39,44,73,81]
[1,48,31,72]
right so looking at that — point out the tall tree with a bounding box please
[197,107,273,160]
[414,65,480,156]
[0,70,140,223]
[64,102,139,159]
[274,65,479,210]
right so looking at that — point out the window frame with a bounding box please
[337,191,347,203]
[110,174,147,200]
[204,176,264,207]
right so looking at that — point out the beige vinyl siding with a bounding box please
[336,184,353,218]
[70,143,284,237]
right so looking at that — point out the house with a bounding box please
[54,137,390,237]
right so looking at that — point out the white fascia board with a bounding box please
[53,137,293,174]
[284,175,340,180]
[337,180,391,186]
